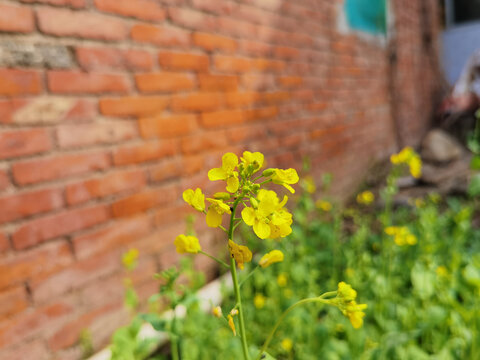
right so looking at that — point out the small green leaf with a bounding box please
[471,155,480,170]
[468,173,480,196]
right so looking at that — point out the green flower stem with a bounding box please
[239,265,259,287]
[199,250,230,269]
[171,314,180,360]
[229,196,251,360]
[256,292,337,360]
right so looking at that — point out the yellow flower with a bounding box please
[390,147,422,178]
[242,189,292,239]
[344,302,367,329]
[409,156,422,178]
[228,240,252,269]
[303,176,316,194]
[122,248,139,271]
[337,281,357,302]
[356,191,374,205]
[270,168,299,193]
[206,198,231,228]
[182,188,205,212]
[174,234,201,254]
[241,151,264,174]
[227,314,236,336]
[316,199,332,212]
[212,306,222,318]
[277,273,288,287]
[208,152,239,193]
[385,226,417,246]
[281,338,293,352]
[253,294,266,309]
[259,250,284,268]
[436,266,448,277]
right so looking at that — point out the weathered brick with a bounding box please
[135,72,195,93]
[158,51,209,71]
[72,215,151,259]
[0,339,49,360]
[180,129,228,154]
[0,129,52,160]
[0,41,74,69]
[183,154,205,175]
[37,7,129,40]
[0,188,64,224]
[12,205,111,250]
[56,121,137,148]
[0,233,8,253]
[149,158,182,182]
[131,24,190,47]
[95,0,165,21]
[12,152,110,185]
[239,40,273,56]
[242,74,275,89]
[0,3,34,33]
[0,170,9,192]
[198,74,238,91]
[262,91,290,104]
[124,49,154,71]
[278,76,303,87]
[76,46,154,71]
[48,70,130,94]
[253,58,285,72]
[191,0,236,15]
[274,46,300,59]
[20,0,85,7]
[214,55,253,72]
[201,109,245,128]
[113,140,177,165]
[112,184,178,217]
[225,91,262,107]
[245,106,278,121]
[171,93,224,112]
[0,241,73,290]
[139,114,198,138]
[193,32,237,53]
[0,69,42,96]
[66,170,146,205]
[99,96,168,117]
[169,7,218,31]
[0,286,29,320]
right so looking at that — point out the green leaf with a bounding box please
[139,313,167,331]
[411,263,435,300]
[471,155,480,170]
[468,173,480,197]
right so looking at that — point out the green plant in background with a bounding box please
[174,151,367,360]
[467,109,480,196]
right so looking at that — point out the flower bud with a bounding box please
[262,168,275,177]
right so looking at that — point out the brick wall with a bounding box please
[0,0,441,358]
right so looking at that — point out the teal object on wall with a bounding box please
[344,0,387,35]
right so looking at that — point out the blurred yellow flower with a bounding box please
[356,191,374,205]
[390,147,422,178]
[303,176,316,194]
[281,338,293,352]
[228,240,252,269]
[212,306,222,318]
[182,188,205,212]
[253,294,266,309]
[316,199,332,212]
[270,168,299,193]
[259,250,284,268]
[174,234,201,254]
[227,314,236,336]
[122,248,139,271]
[277,273,288,287]
[208,152,239,193]
[337,281,357,302]
[241,151,264,173]
[344,302,367,329]
[436,266,448,277]
[384,226,417,246]
[206,198,231,228]
[336,282,367,329]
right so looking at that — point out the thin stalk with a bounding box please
[171,314,180,360]
[240,265,259,287]
[256,294,335,360]
[199,250,230,269]
[229,196,251,360]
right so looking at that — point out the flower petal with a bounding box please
[241,207,256,226]
[253,220,270,239]
[226,176,239,193]
[222,152,238,172]
[206,208,222,227]
[208,167,227,181]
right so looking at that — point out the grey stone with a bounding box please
[0,41,73,68]
[421,155,471,193]
[421,129,464,163]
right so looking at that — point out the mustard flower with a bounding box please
[303,175,316,194]
[182,188,205,212]
[241,151,264,174]
[174,234,201,254]
[212,306,222,318]
[228,240,252,269]
[436,266,448,277]
[316,199,332,212]
[390,147,422,178]
[281,338,293,352]
[336,282,367,329]
[122,248,139,271]
[253,294,266,309]
[337,281,357,302]
[242,189,292,239]
[385,226,417,246]
[206,198,231,228]
[208,152,239,193]
[270,168,299,193]
[277,273,288,287]
[409,156,422,178]
[356,191,374,205]
[227,314,236,336]
[259,250,284,268]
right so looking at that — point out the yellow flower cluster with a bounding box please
[384,226,417,246]
[335,282,367,329]
[356,191,374,205]
[390,147,422,178]
[228,239,252,269]
[253,294,266,309]
[316,199,332,212]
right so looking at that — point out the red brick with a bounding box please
[73,215,151,259]
[245,106,278,121]
[214,55,253,72]
[12,205,110,250]
[0,129,51,160]
[180,130,228,154]
[217,17,258,38]
[225,91,262,107]
[135,72,195,93]
[0,3,34,33]
[139,114,198,138]
[183,154,205,175]
[158,51,209,71]
[13,152,110,185]
[56,121,137,148]
[169,7,218,31]
[0,170,8,192]
[240,40,273,56]
[0,286,29,320]
[201,109,245,128]
[124,49,154,71]
[76,47,125,70]
[0,241,73,290]
[31,252,120,304]
[253,58,286,72]
[0,99,27,124]
[0,188,64,224]
[0,339,49,360]
[95,0,165,21]
[242,74,275,90]
[278,76,303,87]
[198,74,238,91]
[20,0,85,7]
[262,91,290,104]
[171,92,224,112]
[0,69,42,96]
[113,140,177,165]
[274,46,300,59]
[149,158,182,182]
[193,32,237,53]
[66,170,146,205]
[48,71,130,94]
[0,233,8,253]
[131,24,190,47]
[37,7,129,40]
[112,184,178,217]
[99,96,168,117]
[191,0,236,14]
